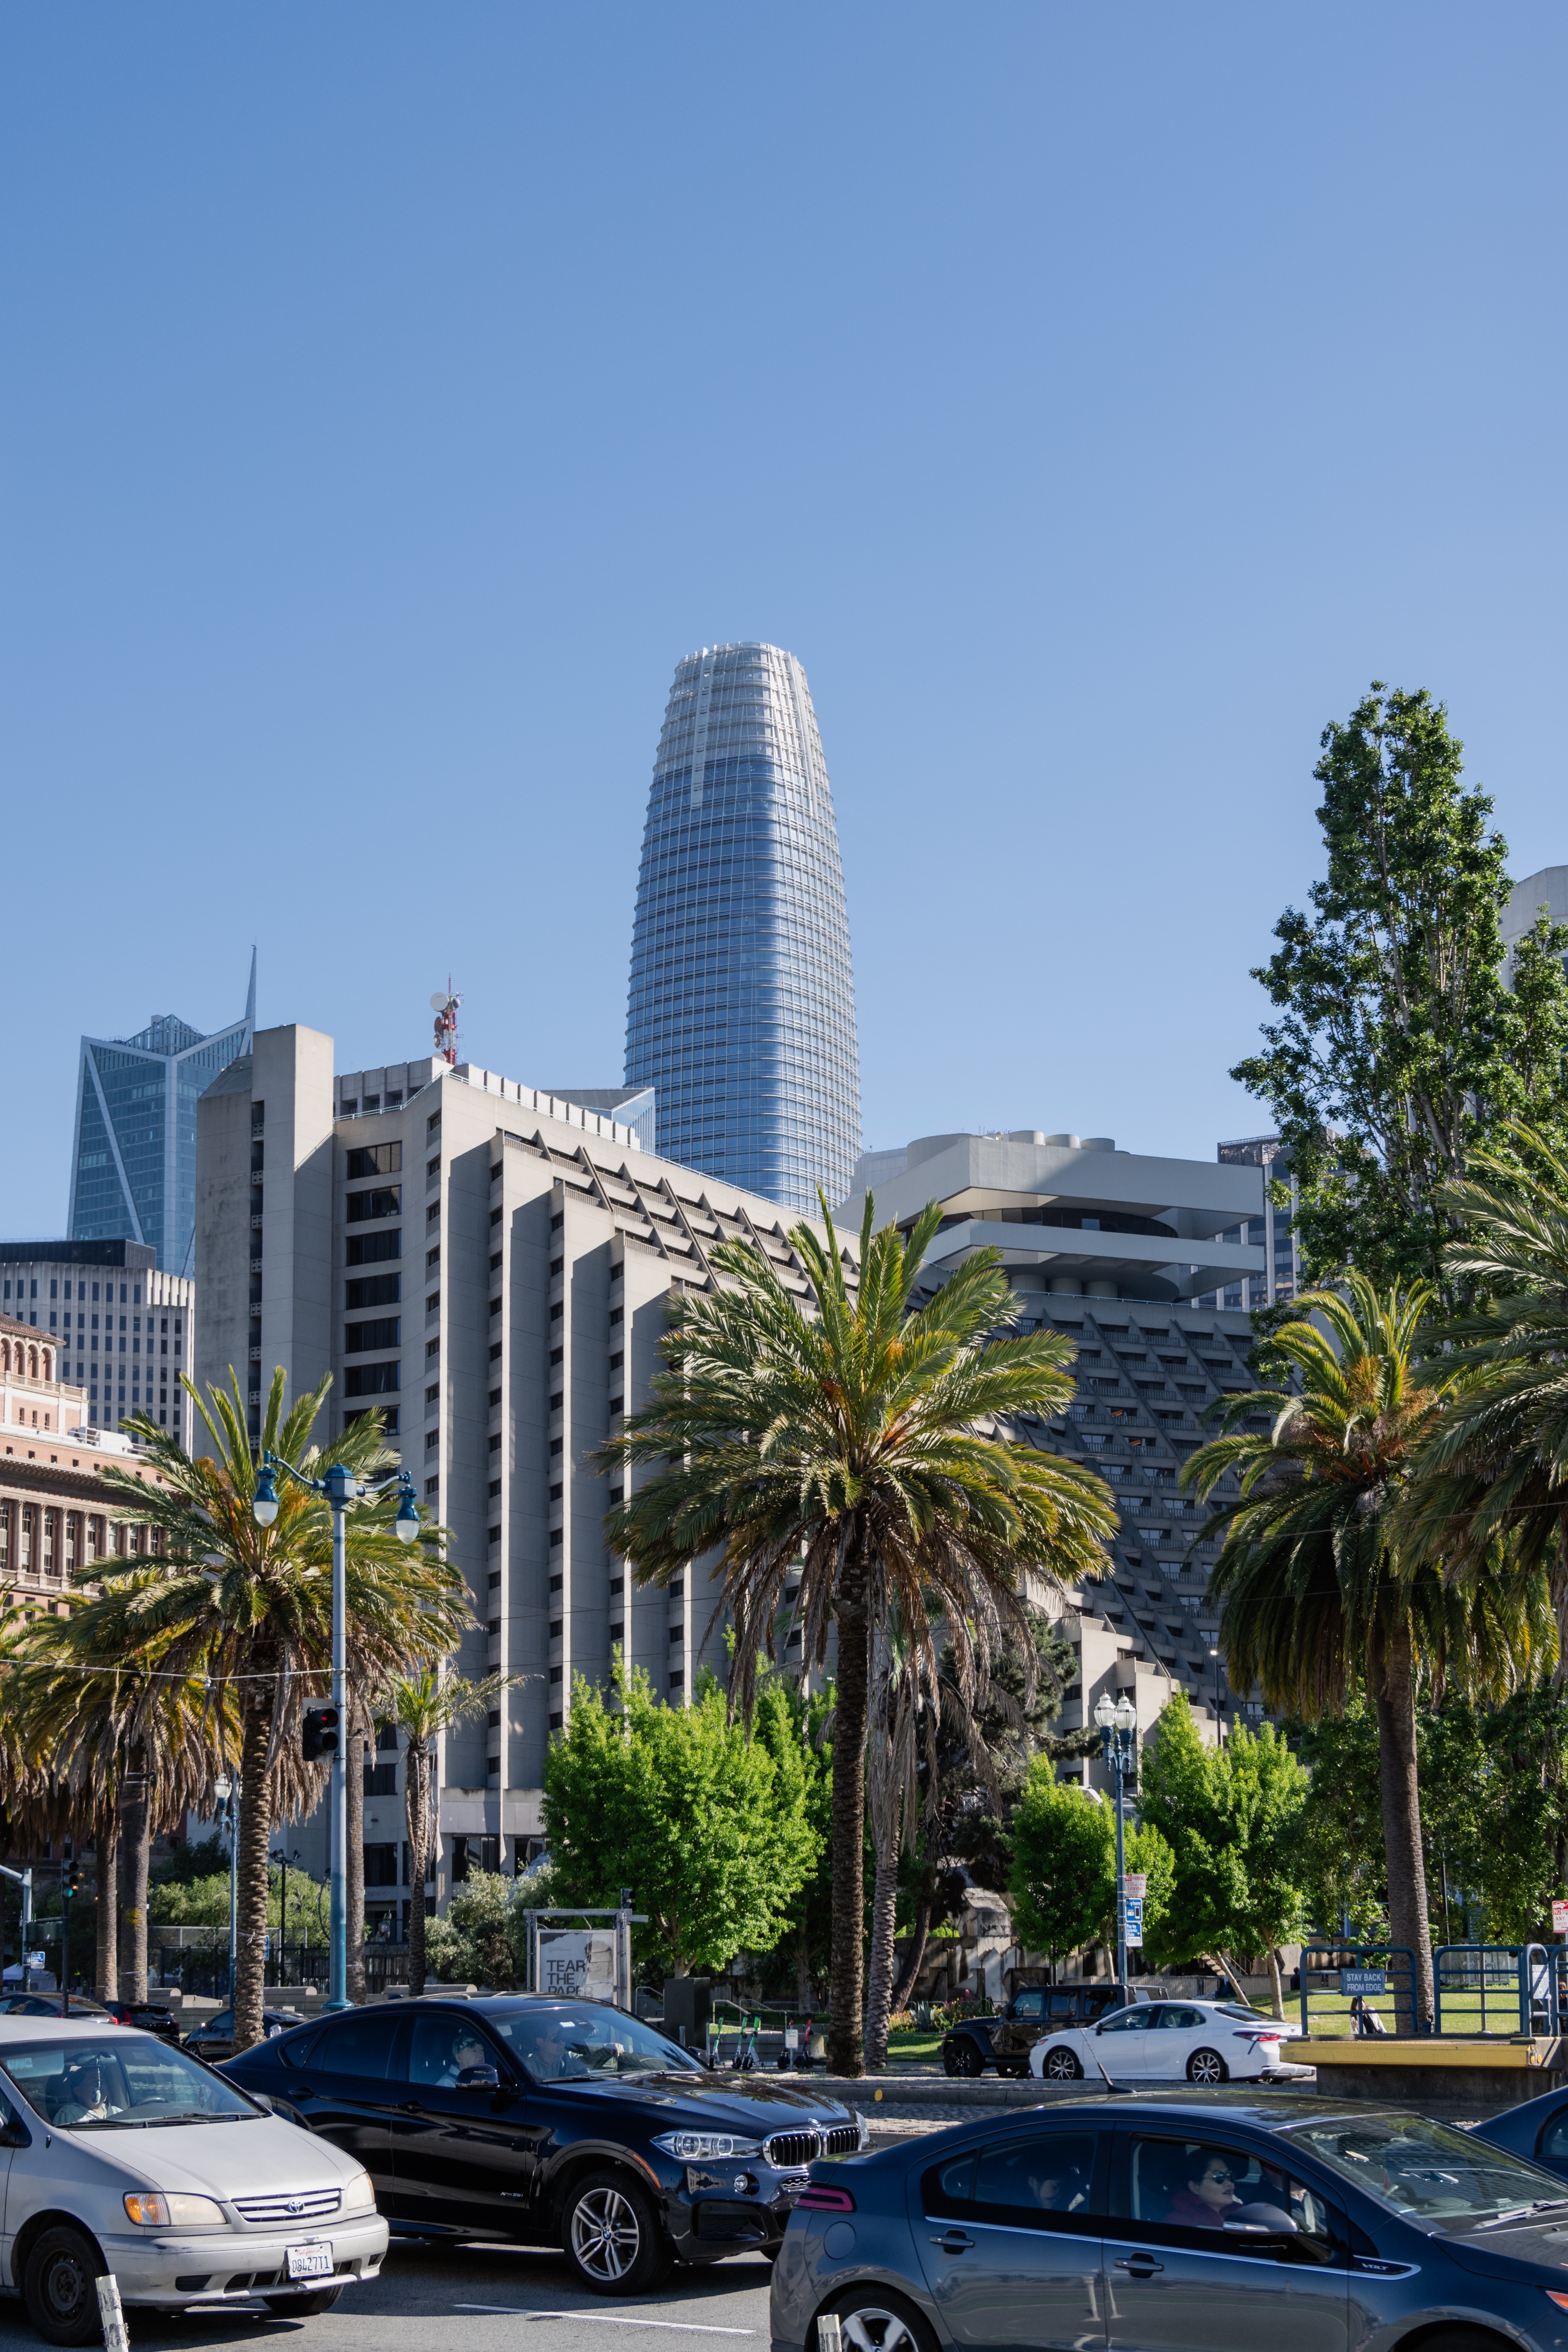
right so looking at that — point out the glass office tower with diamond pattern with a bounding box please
[625,642,860,1217]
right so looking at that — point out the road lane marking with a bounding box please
[454,2308,753,2334]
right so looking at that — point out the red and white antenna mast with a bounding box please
[430,982,461,1067]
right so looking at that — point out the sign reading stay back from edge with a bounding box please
[1340,1968,1387,1997]
[538,1930,616,2000]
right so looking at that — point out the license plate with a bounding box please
[286,2244,333,2283]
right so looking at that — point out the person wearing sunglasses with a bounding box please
[1169,2149,1244,2227]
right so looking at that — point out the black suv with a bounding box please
[942,1983,1157,2076]
[224,1995,867,2292]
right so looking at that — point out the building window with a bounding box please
[346,1230,401,1267]
[344,1362,400,1397]
[345,1274,400,1309]
[346,1186,401,1222]
[345,1143,402,1176]
[344,1318,401,1354]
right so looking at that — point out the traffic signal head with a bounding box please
[302,1706,340,1763]
[60,1863,82,1901]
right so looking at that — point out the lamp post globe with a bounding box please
[1093,1691,1115,1732]
[252,1459,279,1527]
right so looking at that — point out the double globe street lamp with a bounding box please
[252,1453,419,2012]
[1094,1690,1139,1993]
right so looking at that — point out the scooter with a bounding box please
[730,2013,761,2072]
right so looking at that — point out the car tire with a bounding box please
[830,2284,942,2352]
[562,2167,672,2295]
[957,2041,986,2078]
[941,2046,959,2078]
[1042,2047,1083,2081]
[263,2288,344,2317]
[23,2224,107,2348]
[1187,2047,1229,2084]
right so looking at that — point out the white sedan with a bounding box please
[1029,1998,1312,2086]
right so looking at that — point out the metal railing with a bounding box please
[1433,1943,1563,2037]
[1297,1944,1419,2037]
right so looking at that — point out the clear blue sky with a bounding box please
[4,4,1565,1235]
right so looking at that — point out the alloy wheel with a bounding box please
[1187,2048,1227,2084]
[570,2185,643,2283]
[1045,2049,1081,2080]
[841,2308,922,2352]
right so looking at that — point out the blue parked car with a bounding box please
[773,2088,1568,2352]
[1472,2084,1568,2181]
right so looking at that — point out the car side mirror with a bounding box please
[456,2065,500,2092]
[1226,2206,1298,2237]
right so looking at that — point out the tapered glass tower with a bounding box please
[627,643,860,1214]
[68,954,255,1275]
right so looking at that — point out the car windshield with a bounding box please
[0,2039,260,2131]
[489,2006,702,2080]
[1287,2115,1568,2232]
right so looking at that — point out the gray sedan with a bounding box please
[774,2088,1568,2352]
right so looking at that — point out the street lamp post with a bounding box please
[1094,1692,1139,1993]
[1209,1646,1226,1746]
[270,1846,302,1985]
[214,1774,238,2003]
[252,1452,419,2013]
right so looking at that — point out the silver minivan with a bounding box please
[0,2018,388,2344]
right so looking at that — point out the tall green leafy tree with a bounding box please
[1138,1696,1309,2016]
[1232,684,1568,1296]
[1008,1761,1172,1976]
[543,1663,818,1978]
[604,1197,1116,2074]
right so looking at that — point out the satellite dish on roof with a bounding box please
[431,991,453,1012]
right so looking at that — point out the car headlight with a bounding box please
[123,2192,226,2229]
[340,2169,378,2215]
[651,2132,765,2163]
[852,2107,871,2150]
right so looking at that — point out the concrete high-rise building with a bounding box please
[69,956,255,1275]
[196,1026,848,1932]
[626,642,860,1217]
[1503,866,1568,978]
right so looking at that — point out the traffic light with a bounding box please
[60,1861,82,1901]
[302,1706,340,1763]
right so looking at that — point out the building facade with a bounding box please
[0,1321,170,1624]
[839,1129,1270,1751]
[68,957,255,1276]
[625,641,860,1217]
[0,1242,193,1445]
[195,1025,847,1938]
[1190,1134,1300,1313]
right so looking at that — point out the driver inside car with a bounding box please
[53,2054,125,2126]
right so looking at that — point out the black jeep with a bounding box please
[940,1982,1157,2076]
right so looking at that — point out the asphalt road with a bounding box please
[0,2240,779,2350]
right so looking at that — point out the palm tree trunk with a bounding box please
[346,1721,366,2004]
[118,1743,149,2003]
[94,1808,119,2006]
[1374,1620,1435,2032]
[406,1743,428,1999]
[232,1701,273,2054]
[863,1852,899,2070]
[795,1935,813,2014]
[828,1569,871,2078]
[890,1891,931,2016]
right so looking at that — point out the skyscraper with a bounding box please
[626,642,860,1215]
[68,956,255,1275]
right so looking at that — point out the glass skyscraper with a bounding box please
[626,642,860,1215]
[68,955,255,1275]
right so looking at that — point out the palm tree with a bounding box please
[8,1619,234,2001]
[1181,1274,1549,2029]
[381,1665,511,1995]
[1409,1133,1568,1652]
[604,1196,1118,2076]
[83,1370,469,2052]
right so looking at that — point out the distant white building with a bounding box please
[0,1242,193,1446]
[839,1128,1269,1753]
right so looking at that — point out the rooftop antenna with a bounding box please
[430,983,461,1067]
